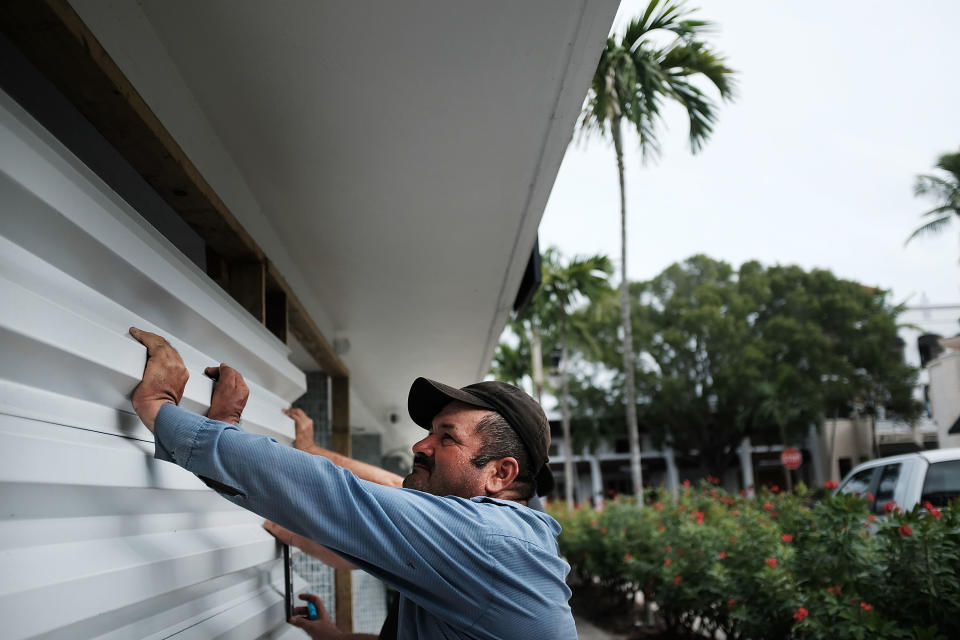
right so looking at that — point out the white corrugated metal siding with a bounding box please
[0,89,309,639]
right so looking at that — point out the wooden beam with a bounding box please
[0,0,261,263]
[0,0,349,377]
[331,375,352,632]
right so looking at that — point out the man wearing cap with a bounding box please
[127,327,576,640]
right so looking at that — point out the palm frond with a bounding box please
[914,174,958,200]
[905,212,954,244]
[934,150,960,179]
[907,149,960,244]
[662,41,737,99]
[663,78,716,152]
[581,2,736,161]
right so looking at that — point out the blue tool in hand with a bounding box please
[306,600,319,621]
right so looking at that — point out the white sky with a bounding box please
[540,0,960,306]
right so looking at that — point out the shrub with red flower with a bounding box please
[824,480,838,489]
[924,501,942,520]
[882,501,897,515]
[548,477,960,639]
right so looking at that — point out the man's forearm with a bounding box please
[296,443,404,488]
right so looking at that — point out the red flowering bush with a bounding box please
[549,482,960,639]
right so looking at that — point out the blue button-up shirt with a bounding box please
[154,404,576,640]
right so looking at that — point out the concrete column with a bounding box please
[739,437,755,497]
[589,456,603,507]
[664,446,679,497]
[806,424,823,486]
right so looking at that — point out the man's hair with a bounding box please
[470,411,535,500]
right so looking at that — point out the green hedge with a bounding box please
[548,483,959,639]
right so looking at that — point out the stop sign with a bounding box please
[781,447,803,470]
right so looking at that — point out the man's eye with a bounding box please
[441,434,454,443]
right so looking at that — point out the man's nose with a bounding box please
[412,434,434,456]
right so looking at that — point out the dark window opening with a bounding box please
[921,460,960,508]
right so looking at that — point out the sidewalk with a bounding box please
[574,614,629,640]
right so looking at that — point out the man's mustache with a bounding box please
[412,453,434,472]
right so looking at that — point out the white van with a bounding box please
[836,448,960,514]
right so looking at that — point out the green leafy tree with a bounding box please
[906,149,960,244]
[570,255,921,477]
[631,256,769,475]
[579,0,736,494]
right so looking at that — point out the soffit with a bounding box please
[71,0,617,446]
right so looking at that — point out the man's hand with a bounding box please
[285,407,316,451]
[129,327,189,432]
[205,363,249,424]
[288,593,341,638]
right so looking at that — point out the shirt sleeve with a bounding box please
[153,403,497,626]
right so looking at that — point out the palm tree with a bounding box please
[579,0,736,496]
[538,249,613,507]
[906,150,960,244]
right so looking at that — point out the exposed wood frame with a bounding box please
[0,0,348,378]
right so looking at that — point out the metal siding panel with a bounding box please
[0,90,308,638]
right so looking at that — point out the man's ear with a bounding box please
[485,457,520,493]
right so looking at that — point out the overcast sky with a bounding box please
[540,0,960,306]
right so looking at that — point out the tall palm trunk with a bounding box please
[560,313,575,507]
[612,116,643,496]
[531,319,544,405]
